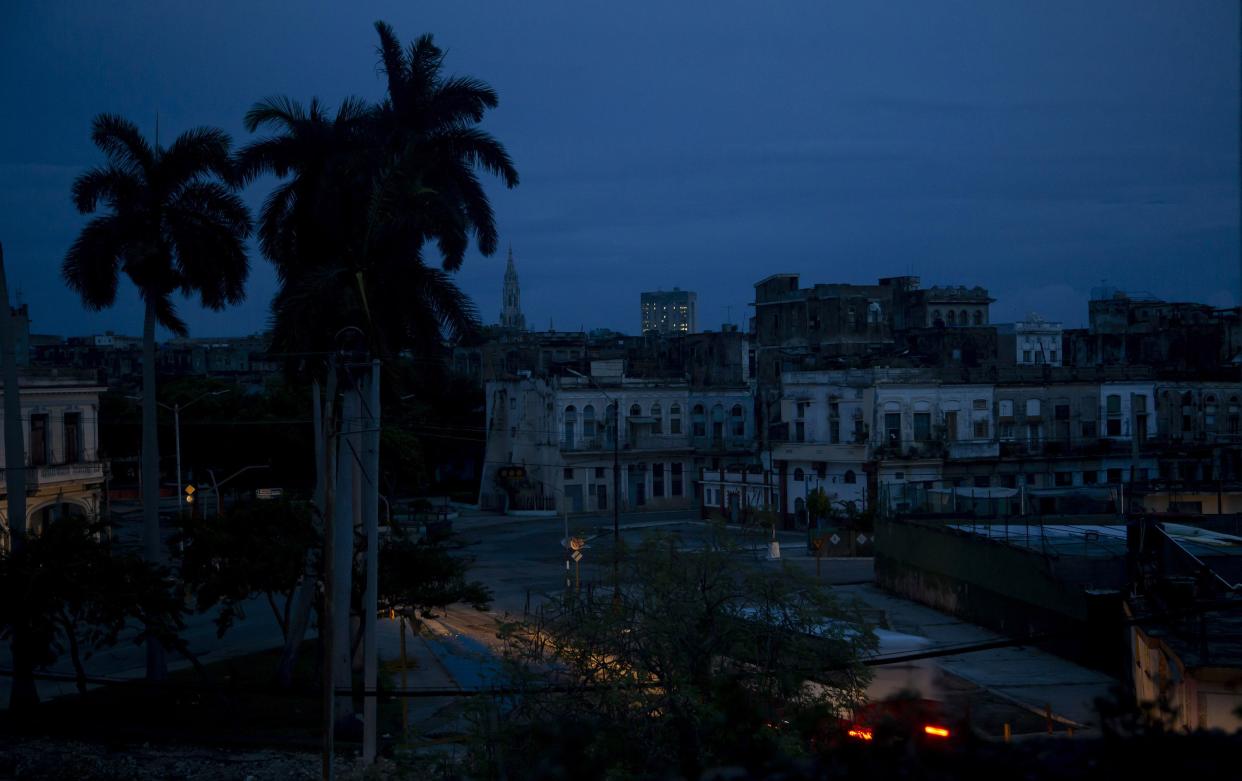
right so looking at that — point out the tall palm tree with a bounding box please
[371,21,519,272]
[63,114,251,680]
[236,22,518,358]
[233,23,517,704]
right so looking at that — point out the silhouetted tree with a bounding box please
[476,532,875,779]
[0,518,186,697]
[63,114,251,680]
[232,21,517,695]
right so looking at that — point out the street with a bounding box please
[1,507,1114,742]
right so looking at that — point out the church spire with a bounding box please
[500,243,526,331]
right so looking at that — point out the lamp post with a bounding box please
[128,388,229,518]
[205,463,269,517]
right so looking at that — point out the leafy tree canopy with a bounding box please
[0,518,185,695]
[474,531,875,779]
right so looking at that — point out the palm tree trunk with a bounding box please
[332,385,359,723]
[0,241,37,712]
[141,298,166,681]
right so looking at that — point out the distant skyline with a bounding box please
[1,1,1237,339]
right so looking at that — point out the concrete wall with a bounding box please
[875,517,1126,672]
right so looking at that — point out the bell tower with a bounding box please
[500,245,526,330]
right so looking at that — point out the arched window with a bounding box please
[582,405,596,438]
[651,402,663,434]
[692,404,706,437]
[867,301,882,324]
[932,309,942,325]
[669,403,682,435]
[946,310,956,326]
[710,404,725,441]
[959,310,968,326]
[844,470,856,484]
[563,405,577,446]
[794,468,805,481]
[629,403,642,417]
[730,404,745,437]
[972,310,983,326]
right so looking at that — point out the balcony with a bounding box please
[562,435,608,452]
[769,441,868,463]
[947,439,1000,460]
[693,435,754,454]
[0,460,105,493]
[628,433,694,452]
[562,433,696,453]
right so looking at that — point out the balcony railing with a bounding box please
[562,435,607,452]
[562,434,697,452]
[0,460,104,492]
[947,440,1000,460]
[628,434,694,451]
[693,435,753,453]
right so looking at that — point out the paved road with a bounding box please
[427,509,1114,737]
[2,506,1115,738]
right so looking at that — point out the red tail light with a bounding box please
[923,725,950,738]
[847,727,874,741]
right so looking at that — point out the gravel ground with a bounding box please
[0,737,421,780]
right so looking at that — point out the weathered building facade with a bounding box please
[0,369,106,544]
[480,361,755,513]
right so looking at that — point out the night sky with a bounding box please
[1,1,1237,340]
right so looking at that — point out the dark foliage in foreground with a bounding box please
[0,518,185,696]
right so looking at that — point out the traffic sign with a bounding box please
[571,551,583,563]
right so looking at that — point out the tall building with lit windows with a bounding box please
[640,288,697,335]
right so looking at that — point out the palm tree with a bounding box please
[236,22,518,358]
[371,21,519,272]
[63,114,251,680]
[233,23,517,704]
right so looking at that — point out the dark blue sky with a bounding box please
[1,1,1237,338]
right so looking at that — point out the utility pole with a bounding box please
[319,359,339,781]
[0,242,35,711]
[362,359,380,764]
[613,396,620,550]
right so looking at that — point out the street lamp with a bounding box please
[205,464,269,517]
[128,388,229,518]
[565,368,620,555]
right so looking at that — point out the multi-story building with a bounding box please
[640,288,697,335]
[31,330,278,391]
[0,369,106,543]
[909,285,994,329]
[763,369,874,521]
[1066,289,1242,371]
[759,366,1180,521]
[454,326,749,388]
[480,360,753,513]
[997,314,1063,367]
